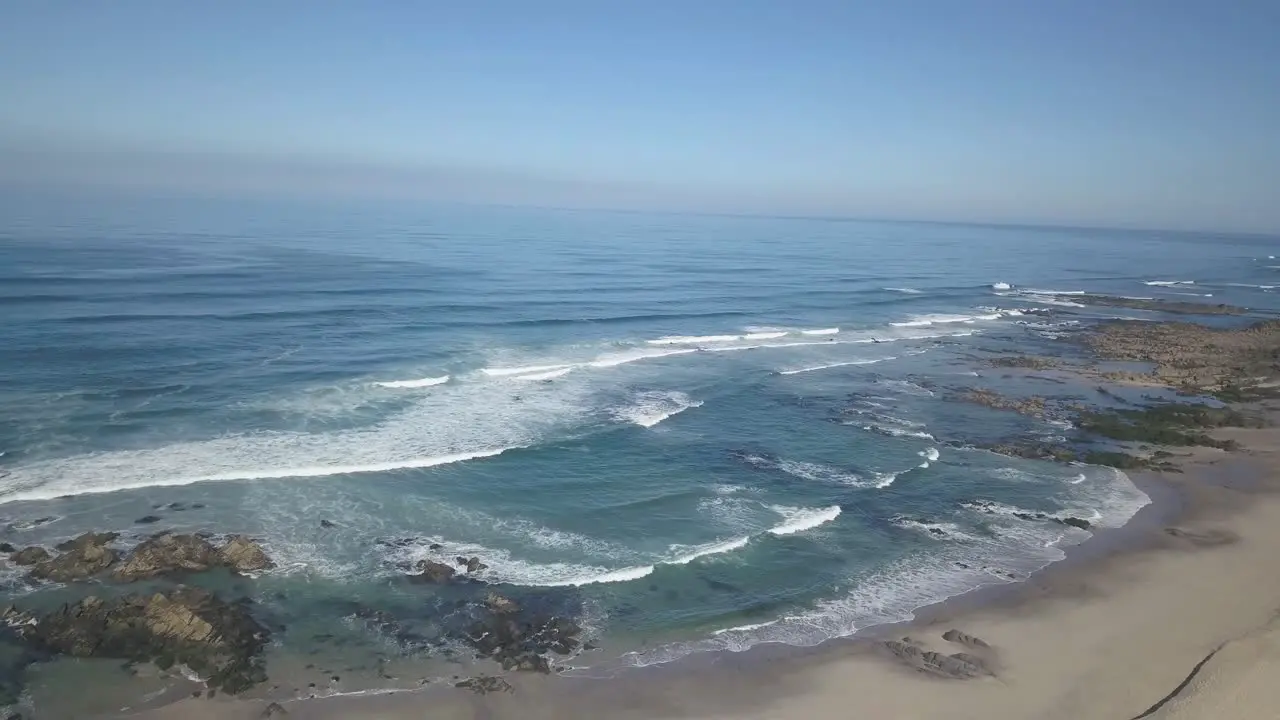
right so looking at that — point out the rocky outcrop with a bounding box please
[1086,319,1280,396]
[965,501,1092,531]
[114,533,220,581]
[456,556,488,574]
[455,675,513,694]
[409,560,456,584]
[29,532,119,582]
[960,389,1048,418]
[219,535,273,574]
[942,629,989,649]
[486,592,520,615]
[884,640,992,679]
[1076,294,1245,316]
[466,613,581,672]
[6,587,270,693]
[113,533,273,582]
[9,547,50,566]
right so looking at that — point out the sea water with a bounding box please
[1,192,1277,704]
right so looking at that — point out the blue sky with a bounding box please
[1,1,1277,231]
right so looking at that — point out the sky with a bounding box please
[1,1,1277,232]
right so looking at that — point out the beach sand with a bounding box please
[114,418,1280,720]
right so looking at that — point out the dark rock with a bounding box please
[455,675,512,695]
[11,587,269,694]
[31,533,120,581]
[9,547,49,566]
[455,556,488,573]
[942,629,990,649]
[0,543,14,554]
[219,535,273,573]
[114,533,220,581]
[167,503,186,511]
[191,504,206,509]
[319,520,337,529]
[884,640,991,679]
[410,560,456,584]
[486,592,520,615]
[428,543,442,551]
[262,702,287,717]
[54,532,118,552]
[1059,517,1092,530]
[135,515,163,525]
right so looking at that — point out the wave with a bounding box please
[991,282,1012,290]
[627,467,1152,668]
[885,287,923,294]
[1144,280,1194,286]
[512,367,574,381]
[778,357,895,375]
[890,516,977,541]
[711,620,779,636]
[774,459,870,488]
[890,312,1005,328]
[666,536,751,564]
[586,347,697,368]
[743,331,787,340]
[767,505,842,536]
[374,375,449,389]
[480,363,574,377]
[647,334,742,346]
[1224,283,1277,290]
[856,423,935,440]
[799,328,839,335]
[917,447,940,468]
[614,390,702,428]
[0,446,525,504]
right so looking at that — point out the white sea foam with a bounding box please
[876,379,935,397]
[890,517,976,541]
[800,328,839,335]
[1225,283,1277,290]
[774,459,869,488]
[512,367,574,381]
[885,287,923,294]
[857,424,935,440]
[666,536,751,564]
[917,447,940,468]
[0,368,593,503]
[711,620,779,636]
[778,358,895,375]
[767,505,842,536]
[628,462,1152,668]
[646,334,742,346]
[1144,280,1195,286]
[480,363,574,377]
[586,347,697,368]
[743,331,788,340]
[614,390,702,428]
[991,282,1013,290]
[891,312,1003,328]
[374,375,450,389]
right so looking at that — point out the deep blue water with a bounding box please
[1,193,1278,694]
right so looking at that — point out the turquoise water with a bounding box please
[1,193,1277,692]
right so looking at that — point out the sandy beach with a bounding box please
[111,416,1280,720]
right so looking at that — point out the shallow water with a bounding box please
[1,193,1278,712]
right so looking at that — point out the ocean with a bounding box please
[1,192,1277,706]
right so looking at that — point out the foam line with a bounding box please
[375,375,449,389]
[767,505,842,535]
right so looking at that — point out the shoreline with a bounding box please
[118,417,1280,719]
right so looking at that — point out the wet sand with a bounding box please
[115,420,1280,720]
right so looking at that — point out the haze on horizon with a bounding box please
[1,1,1277,234]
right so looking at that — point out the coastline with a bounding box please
[117,415,1280,719]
